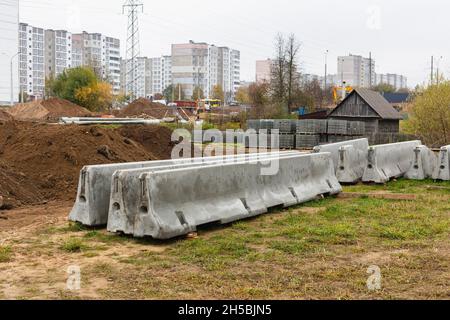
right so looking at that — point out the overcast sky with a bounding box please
[19,0,449,87]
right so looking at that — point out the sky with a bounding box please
[18,0,450,87]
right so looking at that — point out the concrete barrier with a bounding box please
[69,151,300,226]
[362,140,422,184]
[432,145,450,181]
[107,152,302,235]
[128,153,341,240]
[313,138,369,173]
[404,145,437,180]
[336,145,368,184]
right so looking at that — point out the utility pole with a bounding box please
[123,0,143,101]
[431,56,434,85]
[324,50,329,90]
[369,52,372,89]
[10,53,19,106]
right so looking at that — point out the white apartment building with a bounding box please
[19,23,45,99]
[72,32,121,94]
[376,73,408,91]
[172,41,240,102]
[337,54,375,88]
[45,29,72,79]
[121,55,172,99]
[0,0,19,104]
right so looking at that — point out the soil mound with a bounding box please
[120,98,194,121]
[8,98,92,122]
[0,122,174,208]
[0,110,13,122]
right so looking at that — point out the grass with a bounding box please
[60,238,88,253]
[0,245,12,263]
[2,179,450,299]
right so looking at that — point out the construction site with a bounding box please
[0,94,448,301]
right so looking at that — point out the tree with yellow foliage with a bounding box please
[75,82,113,112]
[406,82,450,146]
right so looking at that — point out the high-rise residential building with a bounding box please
[19,23,45,99]
[0,0,19,104]
[256,59,273,84]
[120,55,172,99]
[230,49,241,101]
[337,54,376,88]
[171,41,240,102]
[72,32,121,94]
[45,29,73,79]
[376,73,408,91]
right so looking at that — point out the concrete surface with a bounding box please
[362,140,422,184]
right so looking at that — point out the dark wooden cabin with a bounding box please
[328,88,403,135]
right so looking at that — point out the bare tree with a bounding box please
[285,34,300,111]
[271,34,287,107]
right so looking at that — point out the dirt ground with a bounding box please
[0,180,448,300]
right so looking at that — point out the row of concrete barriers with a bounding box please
[314,139,450,184]
[69,141,449,240]
[69,151,342,239]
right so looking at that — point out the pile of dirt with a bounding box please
[0,122,174,208]
[118,126,176,160]
[120,98,194,121]
[7,98,92,122]
[0,110,13,122]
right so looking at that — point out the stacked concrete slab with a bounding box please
[107,153,341,240]
[362,140,422,184]
[432,145,450,181]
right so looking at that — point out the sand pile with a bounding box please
[0,122,174,208]
[0,110,13,122]
[8,98,92,122]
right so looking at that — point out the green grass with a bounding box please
[0,245,12,263]
[60,238,88,253]
[30,178,450,299]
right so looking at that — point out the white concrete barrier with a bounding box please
[432,145,450,181]
[130,153,342,240]
[107,152,302,235]
[336,145,368,184]
[404,145,437,180]
[313,138,369,173]
[362,140,422,184]
[69,151,300,226]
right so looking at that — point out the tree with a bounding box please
[74,82,113,112]
[211,84,225,102]
[49,67,98,103]
[406,82,450,146]
[285,34,301,110]
[271,33,287,107]
[173,84,185,101]
[235,86,250,105]
[248,82,270,107]
[192,86,204,101]
[373,83,396,94]
[163,85,174,102]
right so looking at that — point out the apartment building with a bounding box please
[45,29,72,79]
[256,59,273,84]
[376,73,408,91]
[19,23,45,99]
[72,32,121,94]
[172,41,240,102]
[337,54,376,88]
[120,55,172,98]
[0,0,19,104]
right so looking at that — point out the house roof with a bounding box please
[381,92,410,104]
[332,88,403,120]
